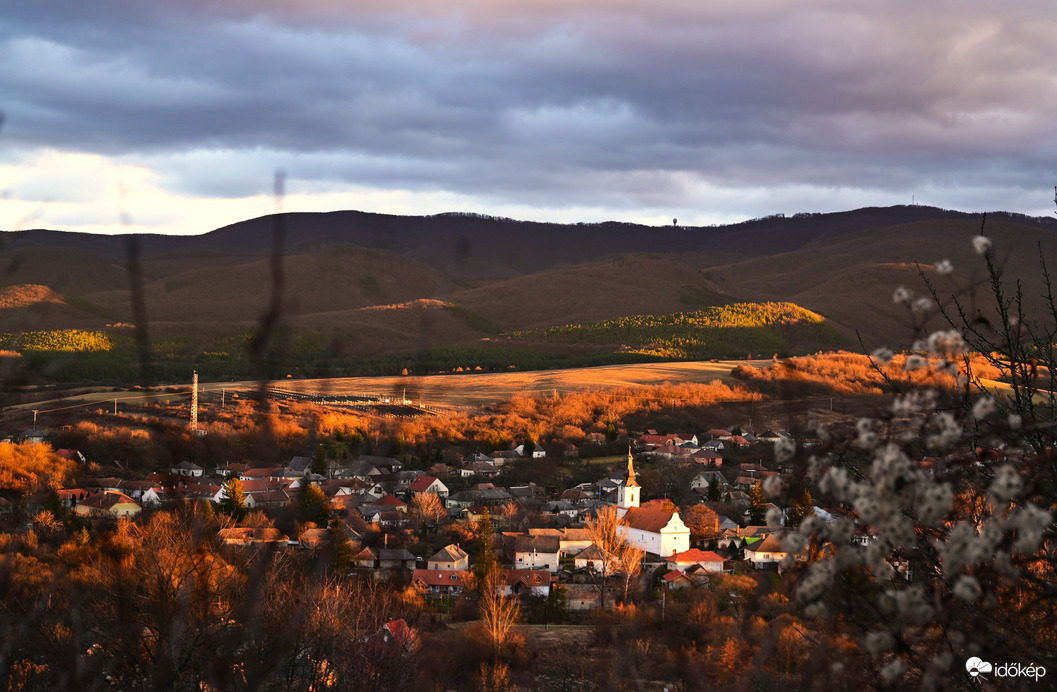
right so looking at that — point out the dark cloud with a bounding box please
[2,0,1056,232]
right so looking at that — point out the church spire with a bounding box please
[625,445,639,488]
[618,446,640,510]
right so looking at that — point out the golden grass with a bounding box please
[0,284,64,310]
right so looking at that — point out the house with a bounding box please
[412,569,470,596]
[543,500,579,519]
[239,467,281,481]
[717,525,774,549]
[217,462,249,477]
[499,569,551,597]
[661,569,694,591]
[74,491,141,518]
[353,546,380,570]
[692,449,724,466]
[467,461,500,478]
[527,527,593,557]
[408,475,449,499]
[664,548,726,573]
[171,460,203,477]
[363,494,408,514]
[573,545,613,575]
[614,452,690,557]
[20,430,47,444]
[58,488,89,508]
[744,533,789,568]
[689,470,726,491]
[515,442,546,458]
[564,583,613,612]
[378,548,417,571]
[119,481,166,506]
[428,544,469,571]
[446,486,513,509]
[512,534,561,573]
[352,546,416,571]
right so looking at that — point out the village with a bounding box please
[21,420,875,611]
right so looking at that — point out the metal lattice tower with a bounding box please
[190,371,199,431]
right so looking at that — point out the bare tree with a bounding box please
[585,506,643,607]
[409,492,445,534]
[477,566,519,660]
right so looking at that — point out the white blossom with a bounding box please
[893,286,913,304]
[972,235,991,254]
[972,396,996,420]
[1007,413,1022,429]
[798,560,837,601]
[953,575,981,602]
[766,507,784,528]
[904,355,927,371]
[773,437,796,463]
[881,658,907,682]
[926,329,966,357]
[1012,504,1053,554]
[912,297,934,314]
[871,347,894,366]
[934,259,953,275]
[926,411,961,449]
[782,532,807,554]
[762,474,784,498]
[863,630,894,654]
[915,482,953,525]
[856,417,878,448]
[934,359,960,376]
[938,523,988,575]
[989,465,1022,504]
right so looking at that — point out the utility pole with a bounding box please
[32,409,38,425]
[190,371,199,432]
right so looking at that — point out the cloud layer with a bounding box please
[2,0,1056,234]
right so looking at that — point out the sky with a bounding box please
[1,0,1056,236]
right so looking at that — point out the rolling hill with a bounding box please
[0,205,1054,382]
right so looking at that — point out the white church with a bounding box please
[615,451,691,557]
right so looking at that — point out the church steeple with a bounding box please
[625,446,639,488]
[618,446,640,510]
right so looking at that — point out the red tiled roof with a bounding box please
[620,507,678,533]
[412,569,470,587]
[370,494,407,507]
[666,548,725,565]
[80,490,139,510]
[409,476,440,492]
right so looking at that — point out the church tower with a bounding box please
[617,446,640,511]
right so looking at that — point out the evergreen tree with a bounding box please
[298,483,330,525]
[328,518,353,572]
[219,477,247,521]
[312,444,327,476]
[748,480,767,525]
[707,475,721,502]
[474,508,497,581]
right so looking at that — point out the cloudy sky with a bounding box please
[1,0,1055,236]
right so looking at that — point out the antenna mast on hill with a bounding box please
[190,371,199,432]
